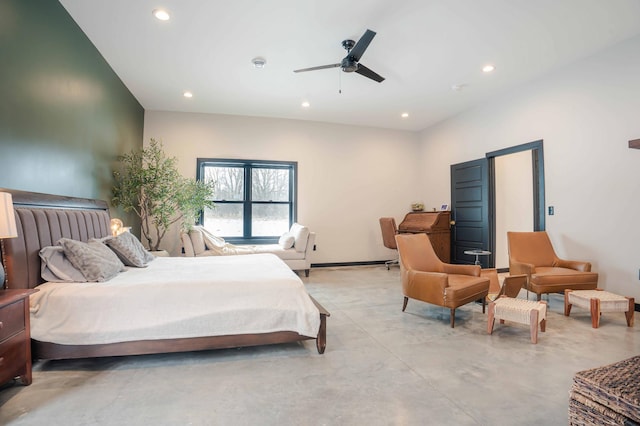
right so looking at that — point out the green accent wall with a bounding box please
[0,0,143,226]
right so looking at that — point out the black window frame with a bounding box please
[197,158,297,244]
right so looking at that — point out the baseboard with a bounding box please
[310,260,387,268]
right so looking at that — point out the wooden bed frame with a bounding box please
[0,188,329,359]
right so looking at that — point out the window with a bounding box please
[197,159,297,243]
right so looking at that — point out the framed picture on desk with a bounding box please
[440,204,449,211]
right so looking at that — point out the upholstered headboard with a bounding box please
[0,189,111,290]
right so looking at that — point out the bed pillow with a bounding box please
[58,238,125,282]
[289,223,310,253]
[278,232,295,249]
[103,232,155,267]
[39,246,87,283]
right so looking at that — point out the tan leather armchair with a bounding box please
[395,233,490,327]
[507,231,598,301]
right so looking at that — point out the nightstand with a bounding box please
[0,289,37,386]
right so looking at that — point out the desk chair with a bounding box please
[379,217,399,270]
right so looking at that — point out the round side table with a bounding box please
[464,249,491,265]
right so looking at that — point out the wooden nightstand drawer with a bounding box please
[0,330,27,384]
[0,289,37,386]
[0,298,26,341]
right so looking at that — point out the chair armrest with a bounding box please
[442,263,481,277]
[405,270,449,305]
[408,270,448,291]
[554,259,591,272]
[510,261,535,276]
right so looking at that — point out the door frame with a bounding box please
[486,140,545,269]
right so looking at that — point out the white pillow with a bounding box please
[278,232,295,249]
[189,229,206,255]
[201,231,226,249]
[289,223,310,253]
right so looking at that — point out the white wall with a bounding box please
[418,35,640,299]
[143,112,421,262]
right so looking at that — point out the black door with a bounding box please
[450,158,491,267]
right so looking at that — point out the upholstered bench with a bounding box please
[564,289,634,328]
[487,296,547,344]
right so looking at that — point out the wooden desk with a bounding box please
[398,211,451,262]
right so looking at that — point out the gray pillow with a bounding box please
[104,232,155,267]
[39,246,87,282]
[58,238,125,282]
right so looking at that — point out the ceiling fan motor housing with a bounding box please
[341,57,358,72]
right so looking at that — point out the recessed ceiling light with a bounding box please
[153,9,170,21]
[401,112,409,118]
[252,57,267,69]
[183,91,193,98]
[451,83,468,92]
[301,101,310,108]
[482,64,495,73]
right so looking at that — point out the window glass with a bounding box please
[251,168,289,202]
[204,166,244,201]
[203,203,243,237]
[252,204,290,236]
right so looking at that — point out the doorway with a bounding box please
[451,140,545,268]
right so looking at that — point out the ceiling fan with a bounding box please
[294,29,385,83]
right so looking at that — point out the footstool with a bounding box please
[564,289,634,328]
[487,296,547,343]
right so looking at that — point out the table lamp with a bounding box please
[110,218,124,236]
[0,192,18,289]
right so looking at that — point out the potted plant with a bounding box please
[112,139,215,251]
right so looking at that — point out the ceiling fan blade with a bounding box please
[355,63,385,83]
[349,29,376,61]
[294,63,341,73]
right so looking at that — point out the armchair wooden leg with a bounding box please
[304,269,309,277]
[402,296,408,312]
[450,308,456,328]
[482,298,486,314]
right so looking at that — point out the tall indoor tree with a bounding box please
[113,139,215,251]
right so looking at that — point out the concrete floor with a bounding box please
[1,265,639,425]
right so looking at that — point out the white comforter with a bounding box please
[29,254,320,345]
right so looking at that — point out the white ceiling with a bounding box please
[59,0,640,132]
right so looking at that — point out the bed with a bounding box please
[0,188,329,360]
